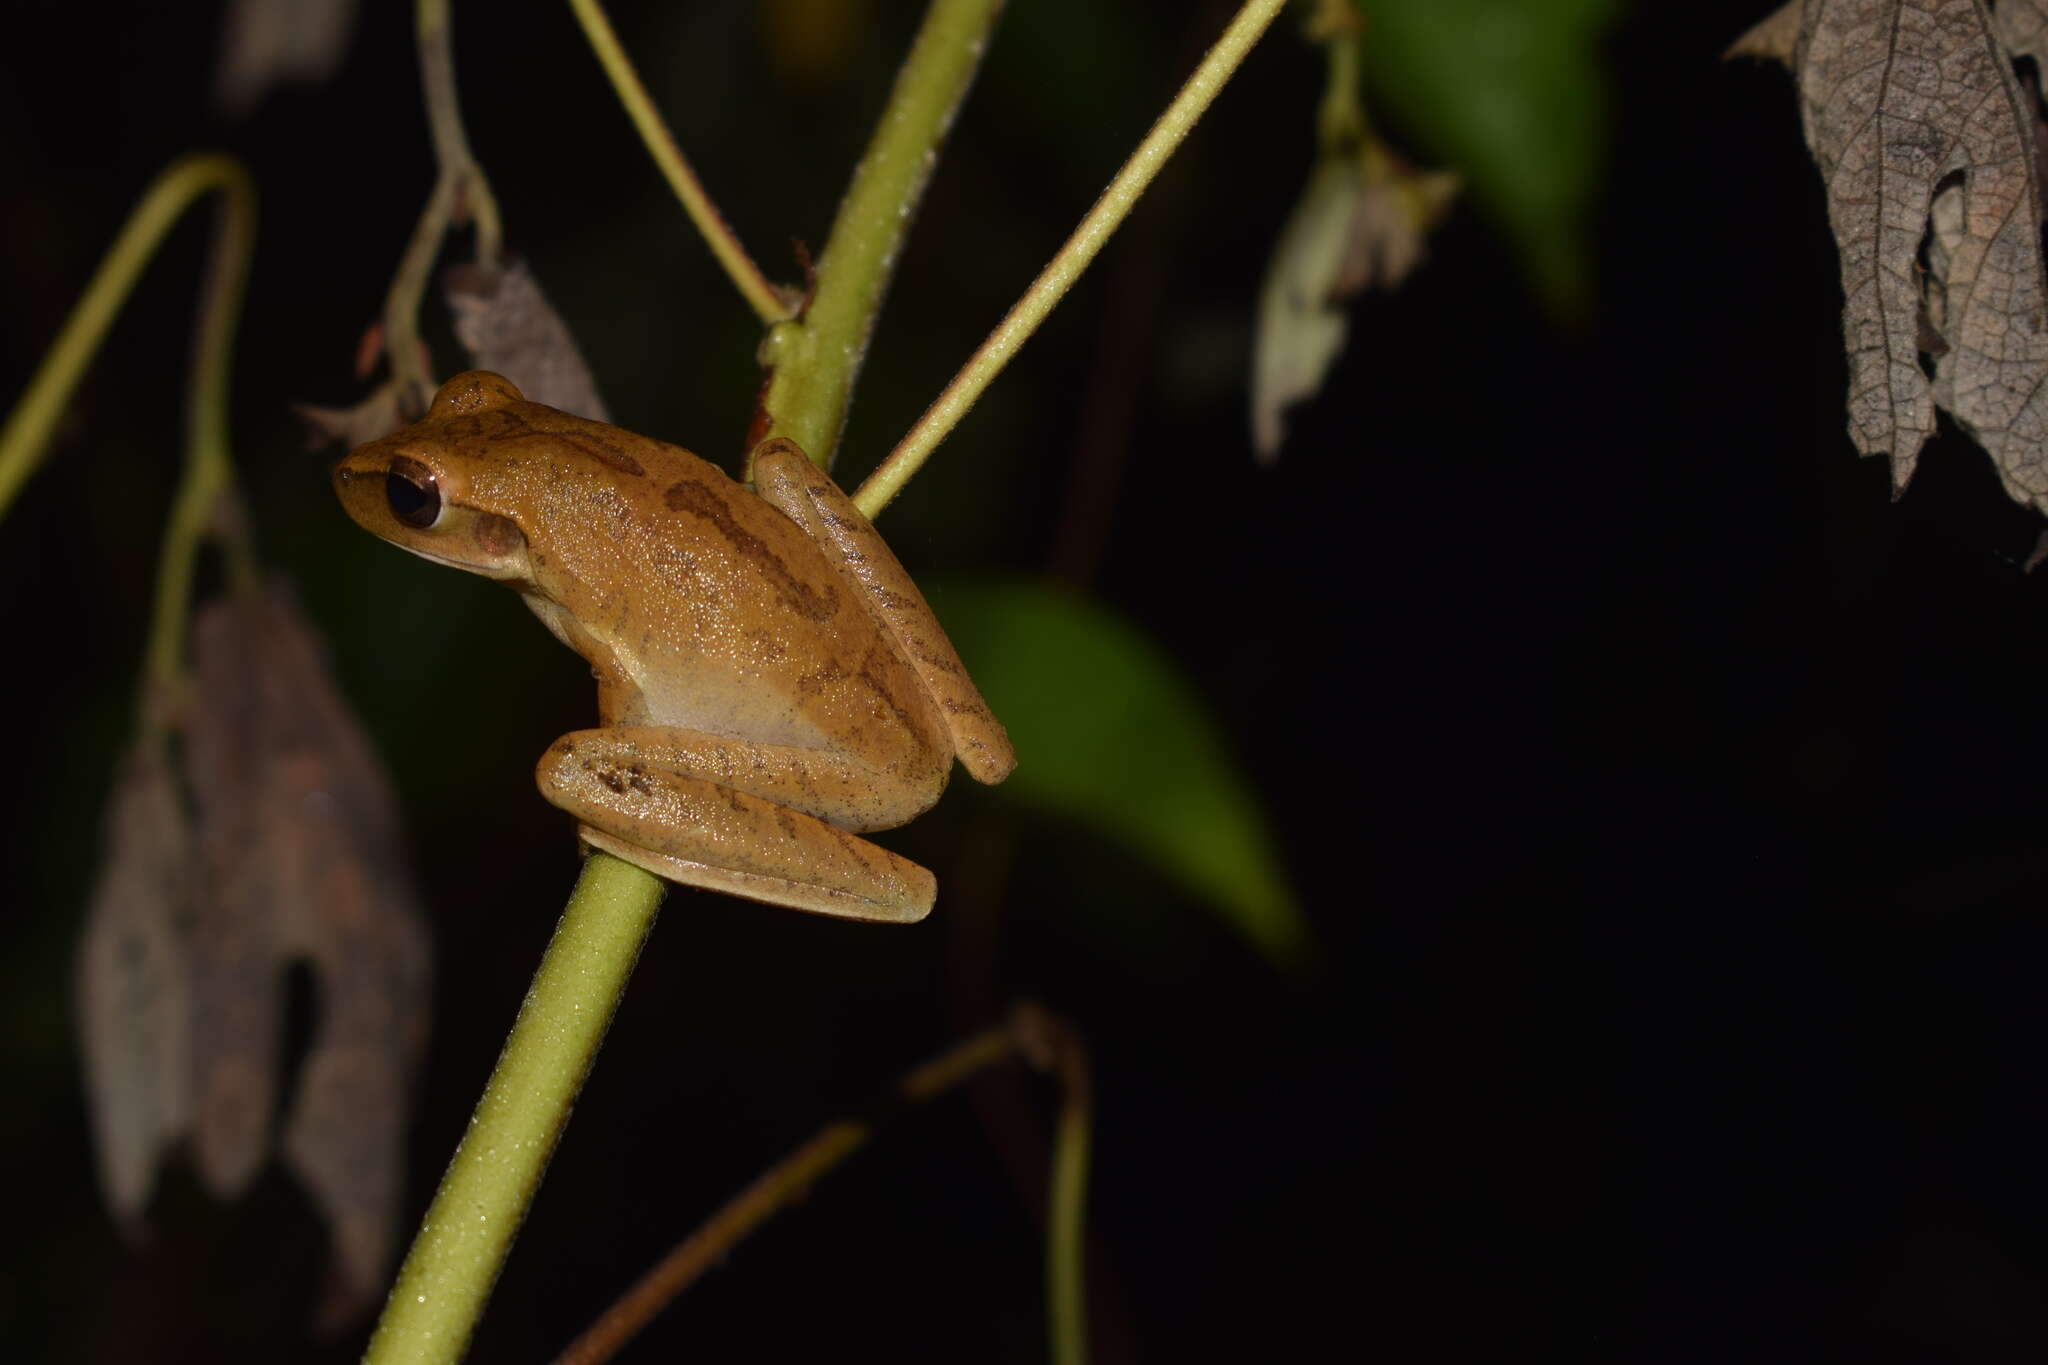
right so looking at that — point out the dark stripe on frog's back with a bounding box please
[484,407,648,477]
[464,402,851,627]
[663,477,841,622]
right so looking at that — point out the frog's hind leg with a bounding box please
[538,729,936,922]
[751,439,1017,786]
[575,819,934,924]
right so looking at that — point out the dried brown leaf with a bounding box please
[294,382,408,451]
[1337,161,1459,297]
[214,0,361,116]
[75,740,198,1230]
[1251,148,1455,461]
[1993,0,2048,63]
[1797,0,2048,503]
[75,584,431,1319]
[444,259,610,420]
[185,583,432,1307]
[1728,1,1801,65]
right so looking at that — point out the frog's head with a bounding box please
[333,371,537,583]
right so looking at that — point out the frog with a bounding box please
[332,370,1014,923]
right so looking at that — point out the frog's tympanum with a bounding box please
[334,371,1014,923]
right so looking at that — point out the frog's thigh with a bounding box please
[752,441,1017,786]
[537,729,936,923]
[540,727,939,831]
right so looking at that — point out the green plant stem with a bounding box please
[755,0,1007,477]
[0,153,253,529]
[567,0,791,325]
[362,853,667,1365]
[384,175,460,414]
[0,152,257,726]
[1042,1015,1093,1365]
[852,0,1287,521]
[419,0,502,266]
[1313,1,1367,150]
[385,0,506,412]
[147,158,261,710]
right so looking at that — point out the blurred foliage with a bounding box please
[933,575,1309,968]
[1358,0,1616,314]
[758,0,870,87]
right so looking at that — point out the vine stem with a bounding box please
[0,151,257,715]
[361,853,667,1365]
[756,0,1008,475]
[385,0,506,413]
[418,0,502,266]
[1041,1011,1093,1365]
[365,8,1010,1357]
[567,0,792,325]
[548,1004,1090,1365]
[851,0,1287,521]
[548,1020,1022,1365]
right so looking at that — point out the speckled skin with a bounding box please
[333,371,1013,922]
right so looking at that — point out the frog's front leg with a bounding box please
[537,728,939,922]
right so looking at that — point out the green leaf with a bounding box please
[929,576,1310,967]
[1358,0,1616,314]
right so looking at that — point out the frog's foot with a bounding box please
[540,743,935,922]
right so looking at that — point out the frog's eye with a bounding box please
[385,456,442,529]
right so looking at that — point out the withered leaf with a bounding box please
[75,739,197,1230]
[1251,147,1456,461]
[1252,157,1362,461]
[184,582,433,1311]
[294,381,408,451]
[1795,0,2048,505]
[444,259,610,420]
[1728,1,1800,65]
[1993,0,2048,63]
[213,0,362,116]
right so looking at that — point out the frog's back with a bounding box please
[469,396,949,763]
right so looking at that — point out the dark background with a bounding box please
[6,1,2047,1360]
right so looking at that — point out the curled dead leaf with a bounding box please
[1251,145,1457,461]
[1727,1,1800,65]
[294,382,408,451]
[444,258,610,420]
[74,581,431,1323]
[1785,0,2048,507]
[1994,0,2048,63]
[213,0,362,116]
[75,738,198,1232]
[184,582,433,1310]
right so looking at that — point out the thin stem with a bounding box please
[756,0,1007,476]
[0,153,254,526]
[853,0,1287,521]
[1312,0,1366,151]
[0,151,256,735]
[385,0,506,412]
[419,0,503,267]
[361,853,667,1365]
[567,0,791,325]
[550,1020,1028,1365]
[1041,1015,1093,1365]
[147,155,261,706]
[384,176,460,413]
[372,10,1025,1358]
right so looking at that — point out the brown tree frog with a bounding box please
[333,371,1014,923]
